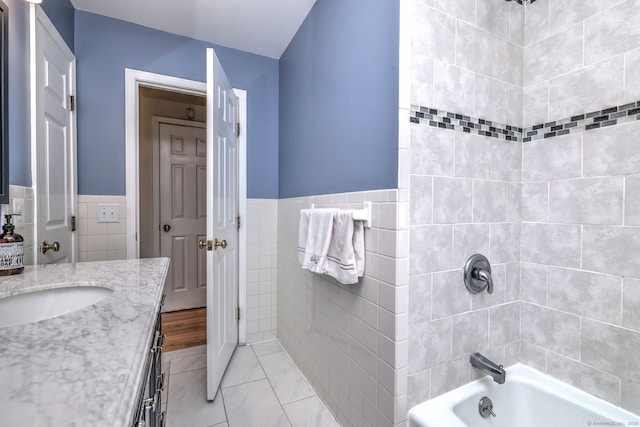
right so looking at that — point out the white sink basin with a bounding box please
[0,284,113,328]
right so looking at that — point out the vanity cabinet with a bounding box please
[132,297,166,427]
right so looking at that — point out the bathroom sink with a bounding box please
[0,284,113,328]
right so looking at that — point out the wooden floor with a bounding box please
[161,307,206,352]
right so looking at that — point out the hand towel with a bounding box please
[353,219,365,278]
[298,208,336,274]
[325,211,362,284]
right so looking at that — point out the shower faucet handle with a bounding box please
[463,254,493,295]
[474,267,494,294]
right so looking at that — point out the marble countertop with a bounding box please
[0,258,170,427]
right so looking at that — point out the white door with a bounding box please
[159,122,208,312]
[33,7,76,265]
[206,48,239,399]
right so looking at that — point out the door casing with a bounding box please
[124,69,248,344]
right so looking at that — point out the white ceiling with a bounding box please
[69,0,317,59]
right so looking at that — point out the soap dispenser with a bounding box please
[0,214,24,275]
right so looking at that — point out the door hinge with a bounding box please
[70,95,75,112]
[70,215,76,232]
[237,307,240,321]
[237,215,240,230]
[235,122,240,137]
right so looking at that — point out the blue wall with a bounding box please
[6,0,30,187]
[278,0,399,198]
[41,0,74,52]
[75,11,279,198]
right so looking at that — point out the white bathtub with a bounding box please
[408,364,640,427]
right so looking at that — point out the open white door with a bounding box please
[32,6,76,265]
[205,48,239,399]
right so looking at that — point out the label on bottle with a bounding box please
[0,242,24,270]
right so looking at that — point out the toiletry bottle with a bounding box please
[0,214,24,275]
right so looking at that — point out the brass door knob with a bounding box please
[213,239,227,250]
[41,241,60,254]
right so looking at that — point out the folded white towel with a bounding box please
[298,208,336,274]
[325,211,359,284]
[353,220,365,278]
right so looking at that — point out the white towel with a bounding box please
[353,220,365,278]
[325,212,366,285]
[298,208,336,274]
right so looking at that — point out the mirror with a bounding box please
[0,0,7,204]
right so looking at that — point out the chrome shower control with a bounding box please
[463,254,494,294]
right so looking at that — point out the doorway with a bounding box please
[138,87,207,312]
[124,69,248,344]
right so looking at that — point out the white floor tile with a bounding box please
[258,351,314,405]
[252,339,284,357]
[164,344,341,427]
[166,368,226,427]
[222,378,291,427]
[282,396,339,427]
[171,353,207,375]
[163,345,206,365]
[221,346,266,388]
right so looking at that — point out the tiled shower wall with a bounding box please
[406,0,523,410]
[406,0,640,418]
[519,0,640,415]
[277,190,409,427]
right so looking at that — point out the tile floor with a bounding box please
[161,339,340,427]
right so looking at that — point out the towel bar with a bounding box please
[309,201,371,228]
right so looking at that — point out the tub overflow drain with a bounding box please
[479,396,496,418]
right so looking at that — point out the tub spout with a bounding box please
[470,353,505,384]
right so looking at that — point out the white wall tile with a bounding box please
[476,0,510,40]
[522,134,582,182]
[432,62,475,118]
[548,56,624,120]
[524,23,583,87]
[583,121,640,177]
[277,193,407,426]
[548,177,624,225]
[521,223,581,268]
[546,352,621,404]
[584,0,640,66]
[625,48,640,102]
[523,81,549,127]
[521,303,581,359]
[582,318,640,383]
[583,225,640,278]
[547,267,622,324]
[411,4,456,65]
[433,0,475,24]
[524,0,549,45]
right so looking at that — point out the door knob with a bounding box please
[198,240,211,250]
[213,239,227,250]
[41,241,60,254]
[163,224,171,232]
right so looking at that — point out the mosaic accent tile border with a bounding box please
[513,0,536,5]
[410,100,640,143]
[409,107,522,142]
[522,101,640,142]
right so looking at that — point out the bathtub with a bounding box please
[408,364,640,427]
